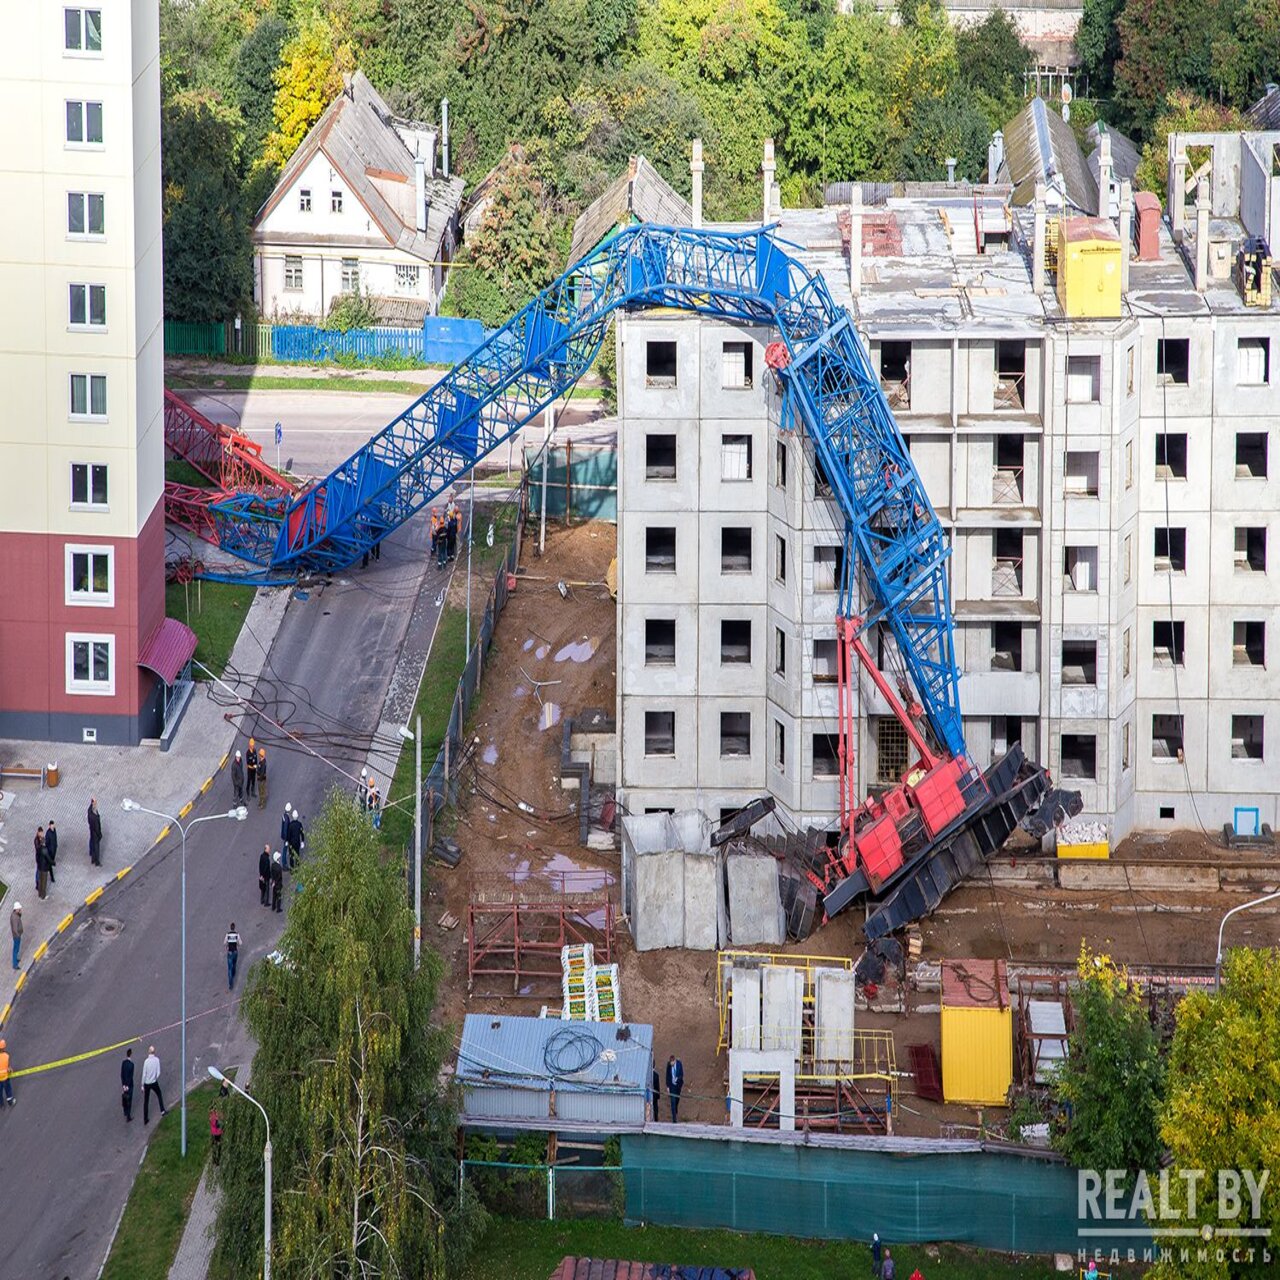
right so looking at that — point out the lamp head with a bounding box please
[231,806,249,822]
[399,725,415,742]
[207,1065,226,1083]
[121,798,139,812]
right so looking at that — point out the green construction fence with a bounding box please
[524,445,617,522]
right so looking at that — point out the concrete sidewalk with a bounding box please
[0,587,291,1019]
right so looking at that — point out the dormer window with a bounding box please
[299,188,312,213]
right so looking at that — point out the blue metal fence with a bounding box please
[268,316,492,365]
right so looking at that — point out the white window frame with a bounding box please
[66,632,114,696]
[340,258,359,292]
[64,7,102,55]
[331,189,344,214]
[65,544,114,607]
[70,462,109,509]
[283,256,303,291]
[67,191,105,238]
[69,373,107,420]
[395,262,420,292]
[65,99,104,147]
[69,283,107,329]
[299,188,312,213]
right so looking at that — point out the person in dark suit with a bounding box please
[44,820,58,882]
[87,798,103,866]
[258,845,271,907]
[651,1066,661,1119]
[120,1047,135,1122]
[665,1054,684,1123]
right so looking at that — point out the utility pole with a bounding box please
[414,713,422,970]
[540,399,555,555]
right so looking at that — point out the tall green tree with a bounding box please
[211,793,477,1278]
[162,92,252,321]
[235,14,291,155]
[1075,0,1124,98]
[1052,946,1165,1178]
[1151,949,1280,1280]
[1133,92,1245,200]
[262,9,354,170]
[899,86,992,182]
[956,9,1030,133]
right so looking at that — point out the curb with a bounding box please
[0,750,231,1030]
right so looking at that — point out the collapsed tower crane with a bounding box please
[199,224,1077,937]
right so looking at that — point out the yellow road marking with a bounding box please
[178,800,193,819]
[85,887,104,906]
[57,914,74,933]
[0,1003,10,1026]
[200,776,213,795]
[32,942,47,963]
[14,972,25,992]
[116,865,131,880]
[155,824,171,844]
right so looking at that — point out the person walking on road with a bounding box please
[367,776,381,830]
[256,747,269,810]
[45,819,58,882]
[258,844,271,907]
[665,1054,684,1123]
[287,808,305,868]
[357,767,369,812]
[280,804,291,847]
[34,827,48,898]
[270,851,284,913]
[87,797,103,867]
[210,1106,223,1165]
[245,737,258,798]
[225,922,241,989]
[10,903,22,971]
[0,1038,13,1107]
[121,1047,135,1122]
[141,1046,166,1124]
[870,1232,883,1278]
[231,750,245,804]
[651,1066,661,1120]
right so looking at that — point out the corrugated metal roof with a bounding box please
[550,1259,756,1280]
[998,98,1097,213]
[137,618,198,686]
[1085,121,1140,189]
[941,958,1009,1009]
[458,1013,653,1095]
[569,156,692,263]
[1246,86,1280,130]
[253,71,464,263]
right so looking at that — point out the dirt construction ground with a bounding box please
[426,519,1280,1134]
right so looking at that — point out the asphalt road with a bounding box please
[0,515,442,1279]
[182,388,616,478]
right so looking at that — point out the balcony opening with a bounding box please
[720,619,752,664]
[990,621,1023,671]
[1066,354,1101,403]
[645,526,676,573]
[644,710,675,756]
[721,433,753,481]
[644,618,675,665]
[1060,733,1097,780]
[645,433,676,479]
[813,733,839,778]
[992,528,1024,596]
[993,435,1025,504]
[1156,337,1190,386]
[1233,620,1265,667]
[1063,545,1098,593]
[813,544,845,593]
[813,638,839,683]
[1151,714,1184,760]
[880,341,912,408]
[1231,714,1264,760]
[991,715,1022,761]
[721,526,753,573]
[994,340,1026,409]
[722,341,754,390]
[1061,640,1098,685]
[1155,433,1188,479]
[645,340,677,387]
[1235,526,1267,573]
[1238,336,1271,385]
[720,711,751,757]
[1154,527,1186,573]
[1064,450,1100,496]
[1235,432,1268,479]
[1152,619,1185,667]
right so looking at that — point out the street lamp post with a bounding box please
[209,1066,271,1280]
[399,716,423,971]
[1214,889,1280,990]
[122,800,247,1156]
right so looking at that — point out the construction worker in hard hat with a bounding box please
[431,508,446,569]
[358,766,369,812]
[0,1037,13,1106]
[446,502,460,561]
[246,736,258,798]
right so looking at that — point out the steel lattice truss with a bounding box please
[209,226,964,757]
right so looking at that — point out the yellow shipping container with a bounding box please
[1057,217,1122,319]
[940,959,1013,1106]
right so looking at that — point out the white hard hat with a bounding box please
[13,902,20,912]
[361,767,368,777]
[273,850,282,863]
[284,802,290,811]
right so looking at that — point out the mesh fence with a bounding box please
[461,1161,623,1221]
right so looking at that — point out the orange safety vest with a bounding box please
[0,1050,10,1081]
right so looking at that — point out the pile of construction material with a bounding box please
[620,810,785,951]
[560,943,622,1023]
[1057,819,1108,845]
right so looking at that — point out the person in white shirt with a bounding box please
[141,1045,166,1125]
[225,923,241,989]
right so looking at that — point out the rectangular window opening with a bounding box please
[813,638,839,684]
[67,191,105,236]
[1235,432,1268,479]
[774,534,787,584]
[814,450,833,500]
[813,544,845,593]
[645,340,677,387]
[340,258,359,292]
[66,99,104,144]
[993,435,1024,504]
[812,733,839,779]
[1233,620,1265,667]
[880,341,912,407]
[876,719,909,784]
[645,526,676,573]
[331,189,344,214]
[1060,733,1097,780]
[644,618,675,666]
[775,439,788,490]
[722,341,754,390]
[721,527,752,573]
[284,256,303,290]
[1159,805,1176,820]
[299,188,312,213]
[645,434,676,480]
[720,619,752,664]
[1154,527,1187,573]
[1061,639,1097,685]
[1152,714,1185,760]
[1064,450,1100,496]
[1155,433,1188,479]
[1152,620,1185,667]
[65,7,103,52]
[395,263,419,291]
[773,720,786,772]
[70,463,108,507]
[1238,336,1271,385]
[644,710,675,757]
[721,433,753,481]
[1063,545,1098,593]
[773,627,786,676]
[1157,337,1190,386]
[994,340,1026,409]
[993,529,1024,596]
[991,715,1022,761]
[1235,526,1267,573]
[990,621,1023,672]
[1231,714,1264,761]
[70,373,107,418]
[1066,354,1101,403]
[720,711,751,758]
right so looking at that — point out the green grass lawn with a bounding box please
[165,458,210,488]
[463,1220,1073,1280]
[101,1081,218,1280]
[167,372,425,395]
[166,580,255,678]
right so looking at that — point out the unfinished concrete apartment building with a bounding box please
[615,120,1280,843]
